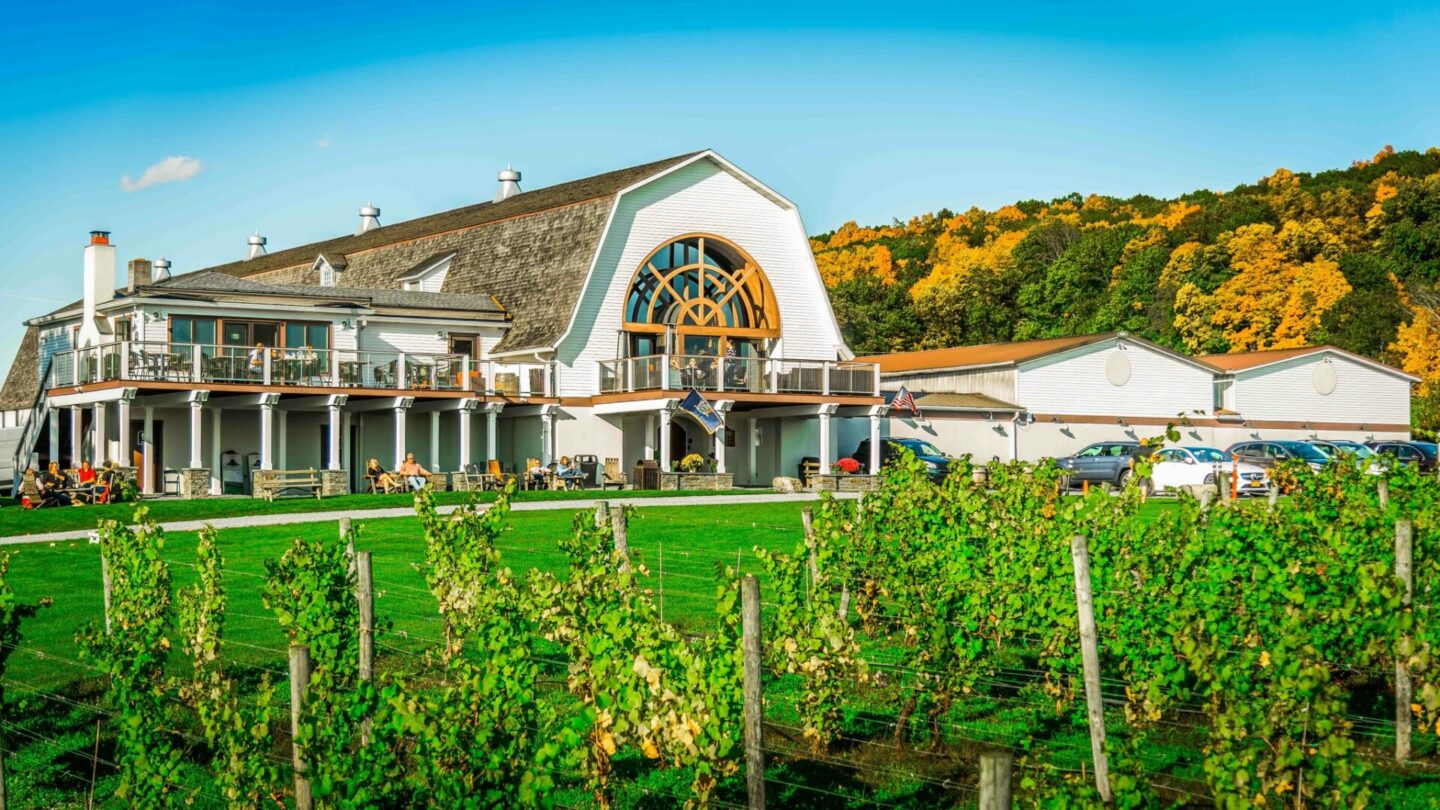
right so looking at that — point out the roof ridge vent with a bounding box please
[495,164,522,202]
[357,202,381,235]
[246,231,267,260]
[154,256,172,280]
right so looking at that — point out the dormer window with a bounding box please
[319,263,335,288]
[398,252,455,293]
[312,253,347,287]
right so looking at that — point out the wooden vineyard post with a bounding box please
[609,505,630,573]
[342,517,355,576]
[801,507,817,606]
[1396,519,1414,763]
[979,750,1014,810]
[100,552,113,636]
[1267,482,1278,510]
[594,500,609,529]
[1378,478,1390,511]
[741,574,766,810]
[1070,535,1112,803]
[289,645,313,810]
[356,550,375,745]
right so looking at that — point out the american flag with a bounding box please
[891,386,920,417]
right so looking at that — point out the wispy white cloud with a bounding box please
[316,132,334,149]
[120,156,203,192]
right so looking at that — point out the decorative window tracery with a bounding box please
[623,235,779,336]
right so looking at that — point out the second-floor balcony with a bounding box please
[46,342,558,397]
[598,354,879,397]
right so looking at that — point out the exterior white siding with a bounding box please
[357,322,447,356]
[556,158,847,397]
[1016,340,1214,418]
[1230,353,1412,425]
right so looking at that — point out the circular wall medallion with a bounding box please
[1104,351,1132,387]
[1313,361,1337,396]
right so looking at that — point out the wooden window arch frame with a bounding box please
[622,233,781,340]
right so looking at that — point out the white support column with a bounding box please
[117,396,132,468]
[713,401,734,475]
[485,405,500,463]
[211,408,223,495]
[69,406,82,468]
[659,405,673,472]
[747,417,759,485]
[259,397,276,471]
[92,401,107,465]
[47,409,59,464]
[393,399,411,469]
[644,413,657,463]
[326,394,345,469]
[277,410,288,470]
[142,406,155,494]
[818,405,837,472]
[458,404,473,469]
[868,408,884,475]
[540,406,555,466]
[429,411,440,470]
[188,397,204,468]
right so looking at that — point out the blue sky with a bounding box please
[2,0,1438,363]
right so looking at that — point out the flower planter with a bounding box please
[658,471,734,491]
[808,474,880,493]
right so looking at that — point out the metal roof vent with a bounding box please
[357,203,381,235]
[495,165,522,202]
[246,232,267,260]
[154,256,172,280]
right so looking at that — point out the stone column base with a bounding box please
[179,468,212,500]
[320,469,349,497]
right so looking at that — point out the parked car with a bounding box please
[1226,440,1331,472]
[1149,446,1268,495]
[1366,440,1439,472]
[1306,439,1382,474]
[852,438,951,482]
[1054,441,1150,489]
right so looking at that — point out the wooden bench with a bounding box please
[256,469,323,501]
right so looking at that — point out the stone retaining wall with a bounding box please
[179,468,211,500]
[808,474,880,493]
[658,472,734,491]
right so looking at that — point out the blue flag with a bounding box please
[679,388,724,435]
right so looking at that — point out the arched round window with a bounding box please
[624,235,779,335]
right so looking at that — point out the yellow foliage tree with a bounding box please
[1391,306,1440,397]
[814,244,895,288]
[911,231,1025,302]
[1206,224,1351,352]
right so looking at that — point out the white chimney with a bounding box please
[154,256,172,280]
[246,232,267,260]
[357,203,381,235]
[78,231,117,348]
[495,165,522,202]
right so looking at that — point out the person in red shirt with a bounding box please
[76,460,98,504]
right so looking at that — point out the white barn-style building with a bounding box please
[862,333,1417,462]
[0,151,884,495]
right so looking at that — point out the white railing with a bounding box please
[43,341,558,396]
[597,354,879,396]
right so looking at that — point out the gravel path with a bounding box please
[0,491,857,546]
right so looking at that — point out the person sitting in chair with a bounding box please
[39,462,74,507]
[526,459,549,488]
[247,342,266,375]
[365,458,398,493]
[74,460,98,504]
[398,452,431,491]
[555,456,586,489]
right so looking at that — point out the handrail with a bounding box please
[10,353,54,491]
[598,354,879,396]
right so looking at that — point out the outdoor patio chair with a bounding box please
[486,459,510,490]
[602,457,627,490]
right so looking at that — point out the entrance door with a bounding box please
[669,422,687,467]
[130,419,163,491]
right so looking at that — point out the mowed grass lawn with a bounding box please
[4,497,1179,691]
[0,487,769,538]
[3,499,818,690]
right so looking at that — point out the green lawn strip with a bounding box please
[0,487,777,538]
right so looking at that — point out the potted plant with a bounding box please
[832,457,862,475]
[679,453,705,473]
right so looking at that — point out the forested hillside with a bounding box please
[812,146,1440,430]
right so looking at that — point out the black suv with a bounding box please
[852,438,951,482]
[1366,440,1439,472]
[1054,441,1150,489]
